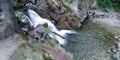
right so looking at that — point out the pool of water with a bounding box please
[65,20,114,60]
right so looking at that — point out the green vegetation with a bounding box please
[111,0,120,12]
[97,0,120,12]
[42,27,56,46]
[45,4,49,9]
[62,0,73,10]
[0,18,2,22]
[97,0,112,11]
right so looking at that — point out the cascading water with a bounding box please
[26,9,77,45]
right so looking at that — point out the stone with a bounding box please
[116,42,120,51]
[56,20,72,29]
[44,45,73,60]
[117,38,120,42]
[114,35,119,39]
[69,20,81,29]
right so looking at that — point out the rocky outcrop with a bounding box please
[0,0,21,40]
[10,0,97,30]
[9,42,74,60]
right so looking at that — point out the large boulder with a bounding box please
[0,0,21,40]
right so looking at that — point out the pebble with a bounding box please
[112,53,120,60]
[112,48,117,54]
[117,38,120,42]
[92,20,96,22]
[114,35,119,39]
[117,42,120,51]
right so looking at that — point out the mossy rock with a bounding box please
[10,42,74,60]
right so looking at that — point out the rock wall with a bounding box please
[0,0,21,40]
[10,0,97,30]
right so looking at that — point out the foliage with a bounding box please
[62,0,73,10]
[97,0,112,12]
[45,4,49,9]
[42,27,56,46]
[97,0,120,12]
[0,18,2,22]
[111,0,120,12]
[42,27,51,33]
[20,34,28,40]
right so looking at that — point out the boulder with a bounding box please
[56,20,72,29]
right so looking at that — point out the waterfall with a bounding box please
[27,9,77,45]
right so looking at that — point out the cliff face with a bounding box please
[0,0,22,40]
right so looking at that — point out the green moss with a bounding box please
[18,43,26,48]
[62,0,73,10]
[0,18,3,22]
[20,34,28,40]
[44,56,54,60]
[45,4,49,9]
[42,27,56,46]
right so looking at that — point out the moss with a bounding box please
[0,18,3,22]
[6,23,14,30]
[97,0,120,12]
[62,0,73,10]
[20,34,28,40]
[18,43,26,48]
[44,56,54,60]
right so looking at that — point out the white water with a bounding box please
[27,9,77,45]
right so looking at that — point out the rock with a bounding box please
[112,52,120,60]
[56,20,72,29]
[49,12,61,21]
[69,20,81,29]
[117,38,120,42]
[9,43,45,60]
[116,42,120,51]
[0,0,22,40]
[11,0,29,10]
[27,4,51,19]
[114,35,119,39]
[44,45,73,60]
[10,42,73,60]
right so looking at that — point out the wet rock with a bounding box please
[56,20,72,29]
[27,4,51,19]
[115,42,120,51]
[114,35,119,39]
[117,38,120,42]
[68,20,81,29]
[49,12,61,21]
[112,53,120,60]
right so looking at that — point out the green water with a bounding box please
[65,20,114,60]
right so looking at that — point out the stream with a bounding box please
[65,20,114,60]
